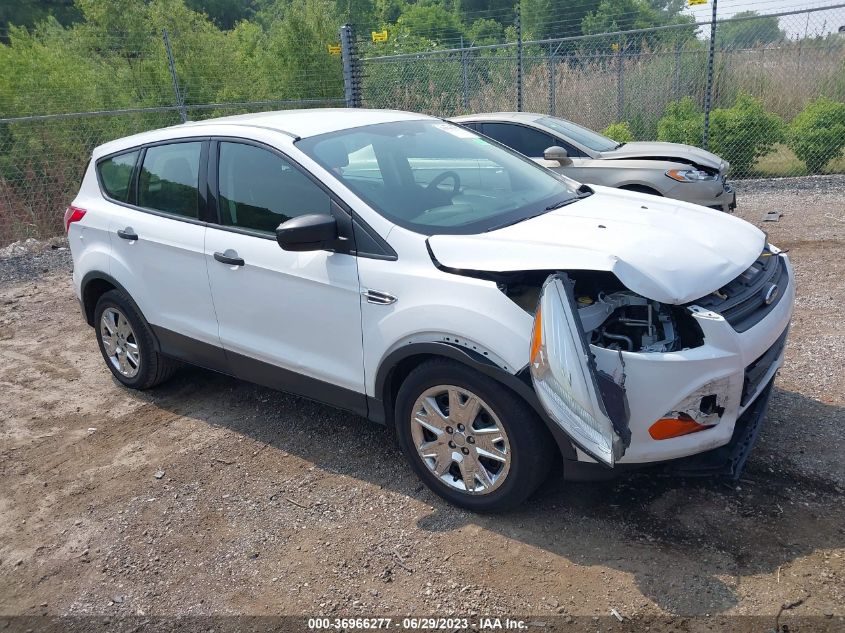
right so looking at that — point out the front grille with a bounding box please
[742,327,788,406]
[691,249,788,333]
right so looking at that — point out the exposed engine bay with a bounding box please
[496,270,704,353]
[578,292,677,352]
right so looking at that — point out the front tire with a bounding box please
[94,289,177,390]
[395,359,555,512]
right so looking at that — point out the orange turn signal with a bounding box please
[530,308,543,364]
[649,416,709,440]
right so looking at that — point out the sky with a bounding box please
[683,0,845,38]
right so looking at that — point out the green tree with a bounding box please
[657,97,703,146]
[374,0,407,25]
[183,0,261,29]
[787,97,845,173]
[522,0,599,40]
[709,93,783,176]
[263,0,342,100]
[0,0,81,34]
[716,11,784,50]
[396,0,464,44]
[602,122,634,143]
[581,0,694,48]
[466,17,503,45]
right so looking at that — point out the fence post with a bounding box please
[673,41,682,100]
[461,36,470,111]
[616,37,624,122]
[702,0,718,149]
[340,24,361,108]
[515,2,523,112]
[162,29,187,123]
[548,43,556,115]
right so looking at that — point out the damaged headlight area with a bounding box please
[500,270,704,353]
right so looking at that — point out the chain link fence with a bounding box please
[360,4,845,180]
[0,24,343,246]
[3,3,845,246]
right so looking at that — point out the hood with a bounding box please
[600,141,727,172]
[427,186,764,305]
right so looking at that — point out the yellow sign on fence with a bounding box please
[371,29,388,43]
[327,44,341,55]
[688,0,707,5]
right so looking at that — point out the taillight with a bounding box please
[64,206,86,233]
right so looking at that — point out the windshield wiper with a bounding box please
[545,198,578,211]
[546,184,593,209]
[615,142,626,149]
[488,186,594,232]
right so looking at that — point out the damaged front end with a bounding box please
[529,274,631,466]
[525,271,728,469]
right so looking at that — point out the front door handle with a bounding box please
[214,251,245,266]
[117,228,138,240]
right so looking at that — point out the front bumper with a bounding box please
[664,177,736,213]
[575,253,794,468]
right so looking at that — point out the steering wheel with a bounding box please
[426,170,461,195]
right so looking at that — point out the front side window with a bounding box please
[98,150,139,202]
[480,123,556,158]
[217,142,331,234]
[138,142,202,218]
[297,120,577,235]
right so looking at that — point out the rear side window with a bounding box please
[138,142,202,218]
[217,142,331,234]
[481,123,556,158]
[97,151,139,202]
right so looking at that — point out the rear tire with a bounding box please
[395,359,555,512]
[94,289,177,390]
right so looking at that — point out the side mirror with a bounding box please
[276,213,338,252]
[544,145,573,167]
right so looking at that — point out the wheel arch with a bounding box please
[80,272,160,352]
[617,182,664,196]
[372,342,575,460]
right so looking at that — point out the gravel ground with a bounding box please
[0,176,843,630]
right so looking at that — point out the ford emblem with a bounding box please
[763,284,779,305]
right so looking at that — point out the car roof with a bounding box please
[94,108,436,157]
[451,112,545,124]
[187,108,434,137]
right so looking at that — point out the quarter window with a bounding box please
[98,150,139,202]
[138,142,202,218]
[480,123,556,158]
[217,142,331,234]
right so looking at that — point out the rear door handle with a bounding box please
[213,251,245,266]
[117,228,138,240]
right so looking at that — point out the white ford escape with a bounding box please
[67,109,794,511]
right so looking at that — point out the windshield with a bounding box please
[538,116,620,153]
[296,120,577,235]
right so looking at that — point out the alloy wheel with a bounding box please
[410,385,511,495]
[100,307,141,378]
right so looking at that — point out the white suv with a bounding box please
[67,109,794,511]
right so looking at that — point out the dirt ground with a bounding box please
[1,177,844,631]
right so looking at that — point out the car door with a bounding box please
[530,274,630,466]
[106,139,225,367]
[204,139,366,413]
